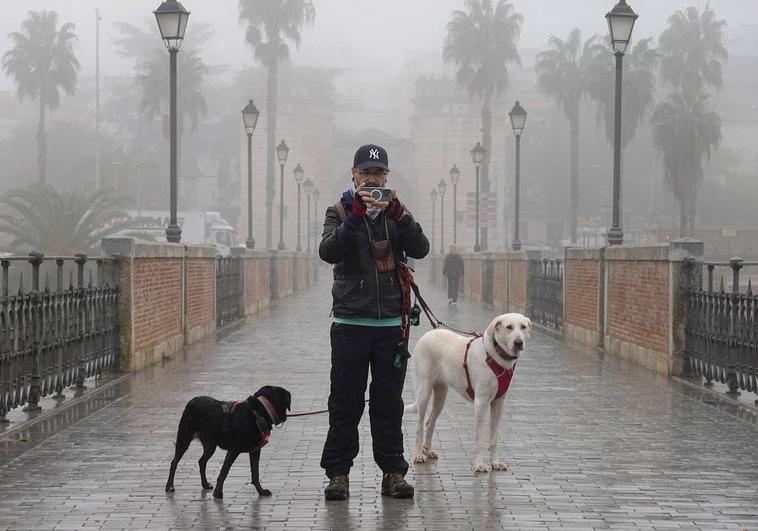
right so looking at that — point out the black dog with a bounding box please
[165,385,291,499]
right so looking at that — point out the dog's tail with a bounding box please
[404,403,417,414]
[174,405,196,445]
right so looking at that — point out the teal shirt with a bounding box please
[333,316,402,327]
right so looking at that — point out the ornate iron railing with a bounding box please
[0,253,120,421]
[215,256,243,326]
[530,258,563,330]
[685,258,758,397]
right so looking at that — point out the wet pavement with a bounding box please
[1,265,757,530]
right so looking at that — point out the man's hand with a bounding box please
[352,184,367,217]
[384,191,404,220]
[355,184,394,211]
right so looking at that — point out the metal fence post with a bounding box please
[74,253,88,390]
[26,251,43,411]
[0,259,8,422]
[707,264,715,293]
[726,257,743,396]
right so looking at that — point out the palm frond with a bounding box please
[443,0,522,100]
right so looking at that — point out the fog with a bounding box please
[0,0,757,258]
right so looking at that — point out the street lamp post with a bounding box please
[276,140,289,250]
[312,187,320,253]
[449,164,460,245]
[470,142,486,252]
[242,99,259,249]
[154,0,190,244]
[431,189,438,254]
[303,178,314,253]
[293,164,304,252]
[95,9,101,190]
[509,101,527,251]
[605,0,638,246]
[437,179,447,253]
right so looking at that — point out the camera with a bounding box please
[363,187,392,203]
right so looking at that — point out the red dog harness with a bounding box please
[463,336,516,400]
[228,400,272,450]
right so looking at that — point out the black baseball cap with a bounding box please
[353,144,389,171]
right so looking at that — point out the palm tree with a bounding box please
[651,3,727,237]
[239,0,315,248]
[139,48,208,138]
[651,92,721,237]
[659,3,728,95]
[2,10,79,183]
[585,37,659,150]
[0,184,136,255]
[443,0,522,250]
[113,20,214,71]
[535,29,600,243]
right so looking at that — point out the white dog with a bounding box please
[405,313,531,473]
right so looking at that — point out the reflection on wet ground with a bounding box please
[0,273,756,530]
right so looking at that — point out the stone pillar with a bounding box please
[603,240,703,376]
[102,238,216,372]
[509,250,541,315]
[563,246,605,348]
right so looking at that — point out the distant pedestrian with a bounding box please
[442,244,464,305]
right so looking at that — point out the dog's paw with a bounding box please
[258,489,272,497]
[491,461,508,471]
[473,463,491,473]
[423,446,439,460]
[413,454,427,464]
[212,489,223,499]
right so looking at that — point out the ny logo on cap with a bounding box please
[369,149,380,160]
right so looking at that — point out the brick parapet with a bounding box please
[562,240,703,376]
[102,238,318,373]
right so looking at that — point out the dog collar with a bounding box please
[493,337,519,362]
[257,395,279,425]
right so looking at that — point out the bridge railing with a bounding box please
[530,258,563,331]
[685,258,758,397]
[215,256,244,327]
[0,253,119,422]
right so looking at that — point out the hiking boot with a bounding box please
[324,475,349,500]
[381,472,414,499]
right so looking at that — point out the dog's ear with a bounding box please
[525,317,533,337]
[285,390,291,412]
[494,318,502,331]
[253,386,270,399]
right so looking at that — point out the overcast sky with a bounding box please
[0,0,755,91]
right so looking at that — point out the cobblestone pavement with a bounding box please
[1,266,757,530]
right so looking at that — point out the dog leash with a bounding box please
[288,399,370,418]
[410,282,481,338]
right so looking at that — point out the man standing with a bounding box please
[442,244,464,304]
[318,144,430,500]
